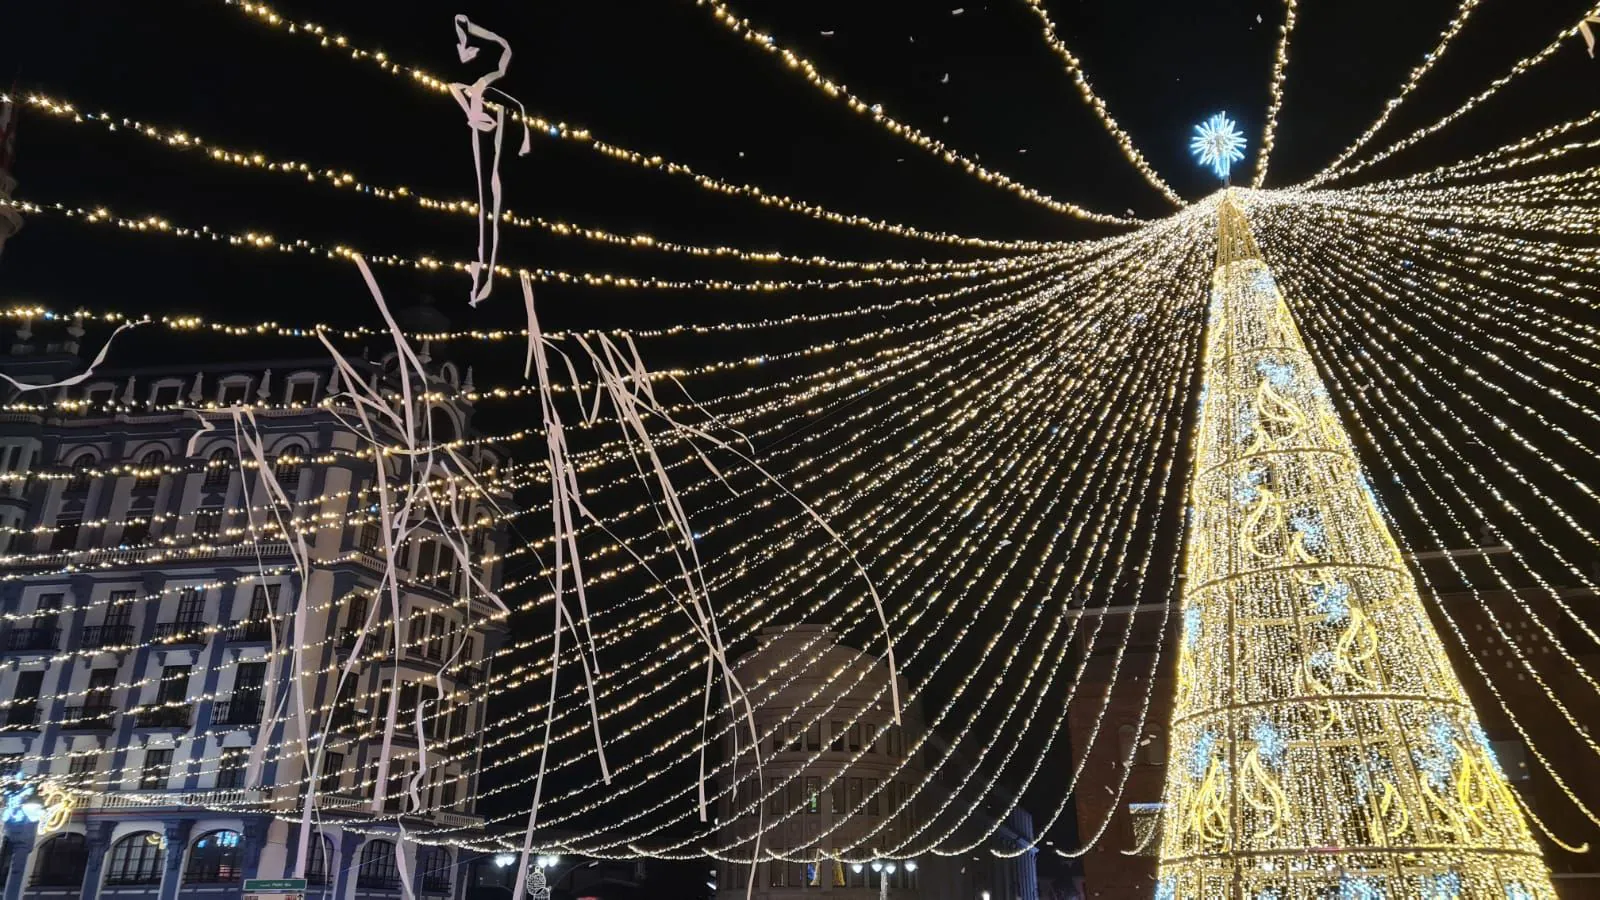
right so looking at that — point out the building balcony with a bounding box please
[224,619,273,642]
[2,705,40,729]
[453,666,484,688]
[3,627,60,652]
[152,620,208,644]
[88,787,268,811]
[211,698,264,727]
[336,628,360,653]
[132,704,192,729]
[60,703,118,730]
[432,810,485,829]
[329,706,370,735]
[80,624,134,649]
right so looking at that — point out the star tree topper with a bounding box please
[1190,112,1247,181]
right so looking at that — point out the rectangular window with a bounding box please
[67,754,96,778]
[52,519,80,552]
[153,384,182,407]
[87,667,117,709]
[140,748,173,789]
[427,615,445,660]
[104,593,134,631]
[786,778,803,812]
[416,542,437,579]
[345,595,369,632]
[830,721,845,752]
[286,379,316,406]
[8,670,42,726]
[176,588,205,624]
[440,779,457,810]
[830,779,846,815]
[788,862,806,889]
[805,777,821,814]
[785,722,803,752]
[248,584,278,621]
[121,517,150,545]
[865,723,878,753]
[194,507,222,539]
[31,594,63,634]
[848,777,863,812]
[448,705,468,739]
[768,860,785,888]
[867,777,880,816]
[156,666,191,704]
[217,747,248,789]
[219,381,249,405]
[806,722,821,752]
[767,777,784,816]
[319,752,343,794]
[847,724,862,752]
[358,522,379,554]
[407,613,427,655]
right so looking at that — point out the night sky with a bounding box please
[2,0,1589,335]
[2,1,1596,894]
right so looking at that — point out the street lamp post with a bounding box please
[850,857,917,900]
[529,854,560,900]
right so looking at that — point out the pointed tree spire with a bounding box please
[1154,196,1553,897]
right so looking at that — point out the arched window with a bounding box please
[105,831,164,886]
[65,453,96,494]
[305,836,334,885]
[32,833,87,886]
[357,840,400,890]
[418,845,452,894]
[273,445,303,489]
[134,450,166,491]
[1118,724,1137,762]
[184,829,243,883]
[204,447,235,489]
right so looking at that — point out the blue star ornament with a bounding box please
[1190,113,1247,180]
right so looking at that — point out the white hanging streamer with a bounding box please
[448,15,531,308]
[0,320,140,393]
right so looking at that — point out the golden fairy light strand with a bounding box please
[1250,0,1299,188]
[486,219,1203,845]
[1310,0,1483,179]
[1016,0,1183,205]
[0,197,1047,294]
[1305,3,1600,187]
[215,1,1067,249]
[1264,218,1600,829]
[334,225,1177,839]
[688,0,1136,225]
[11,90,1056,268]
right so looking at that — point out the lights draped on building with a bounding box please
[0,0,1598,889]
[1154,197,1555,897]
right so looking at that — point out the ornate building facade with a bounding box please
[715,625,1037,900]
[0,329,509,900]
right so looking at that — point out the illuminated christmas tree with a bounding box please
[1153,195,1556,898]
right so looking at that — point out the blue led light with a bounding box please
[1190,113,1247,180]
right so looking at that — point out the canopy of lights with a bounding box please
[4,1,1600,897]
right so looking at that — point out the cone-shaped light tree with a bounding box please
[1153,195,1555,898]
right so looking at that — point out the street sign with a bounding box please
[244,878,306,900]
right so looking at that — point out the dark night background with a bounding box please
[2,1,1594,896]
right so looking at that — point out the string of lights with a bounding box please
[1249,0,1298,189]
[215,0,1078,248]
[1016,0,1183,205]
